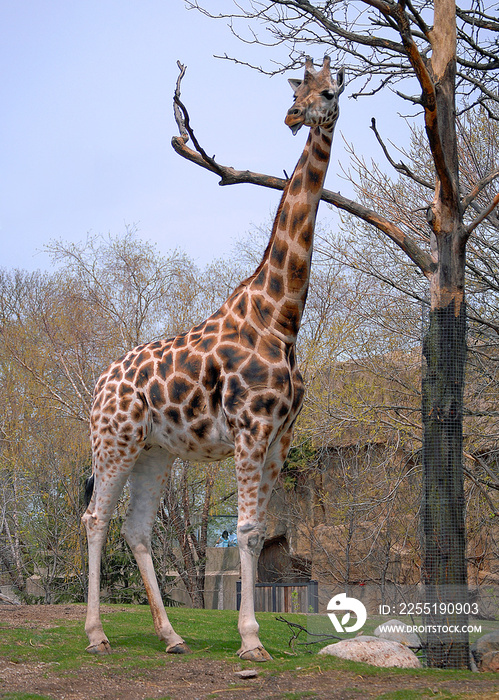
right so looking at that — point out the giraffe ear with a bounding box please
[288,78,302,93]
[336,67,346,94]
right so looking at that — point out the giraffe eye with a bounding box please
[321,89,335,100]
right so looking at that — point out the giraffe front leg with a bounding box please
[235,430,293,661]
[237,521,272,662]
[234,433,284,662]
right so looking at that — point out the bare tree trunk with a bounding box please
[422,296,468,668]
[193,471,214,603]
[420,0,470,669]
[8,472,25,591]
[158,462,229,609]
[162,465,205,608]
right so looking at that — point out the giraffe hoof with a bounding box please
[166,642,191,654]
[86,640,112,655]
[238,646,273,662]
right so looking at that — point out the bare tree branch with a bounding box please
[173,61,188,141]
[462,168,499,211]
[467,192,499,237]
[370,117,433,190]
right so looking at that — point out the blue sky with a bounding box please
[1,1,405,273]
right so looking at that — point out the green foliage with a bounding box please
[99,518,147,605]
[281,438,317,490]
[0,231,240,606]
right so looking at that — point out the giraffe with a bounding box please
[82,55,345,662]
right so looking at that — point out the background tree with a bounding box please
[0,230,238,603]
[155,458,237,608]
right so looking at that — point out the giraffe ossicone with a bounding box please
[82,55,345,662]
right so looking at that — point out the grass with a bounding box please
[1,606,499,699]
[0,605,488,670]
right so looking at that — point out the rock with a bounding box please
[373,619,421,648]
[479,651,499,673]
[319,635,422,669]
[0,587,21,606]
[471,631,499,672]
[234,669,258,679]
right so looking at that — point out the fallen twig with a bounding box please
[275,615,341,652]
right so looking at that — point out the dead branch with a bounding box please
[462,168,499,212]
[370,117,433,190]
[466,192,499,237]
[463,466,499,516]
[275,615,341,652]
[173,61,188,141]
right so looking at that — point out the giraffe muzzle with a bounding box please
[285,107,304,135]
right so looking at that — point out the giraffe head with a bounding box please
[285,55,345,135]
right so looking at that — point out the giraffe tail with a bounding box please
[84,474,95,509]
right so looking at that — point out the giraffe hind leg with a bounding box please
[121,447,189,653]
[82,464,132,654]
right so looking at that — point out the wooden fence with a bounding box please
[236,580,318,613]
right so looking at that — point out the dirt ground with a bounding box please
[1,605,499,700]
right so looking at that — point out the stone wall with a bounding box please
[164,547,240,610]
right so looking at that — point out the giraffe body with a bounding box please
[83,56,344,661]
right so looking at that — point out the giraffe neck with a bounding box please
[247,125,333,344]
